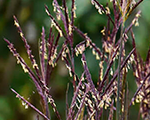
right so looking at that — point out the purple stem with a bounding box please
[98,46,119,91]
[13,16,41,81]
[11,88,50,120]
[93,0,115,26]
[102,48,135,96]
[67,72,85,120]
[40,27,46,83]
[129,73,150,106]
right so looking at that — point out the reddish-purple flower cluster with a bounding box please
[5,0,150,119]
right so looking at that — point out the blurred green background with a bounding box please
[0,0,150,120]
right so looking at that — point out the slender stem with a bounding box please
[125,0,143,21]
[116,23,124,120]
[129,73,150,106]
[11,88,50,120]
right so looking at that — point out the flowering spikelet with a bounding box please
[132,11,141,27]
[5,0,147,119]
[91,0,104,14]
[4,39,29,73]
[51,20,63,37]
[131,30,150,119]
[13,16,40,72]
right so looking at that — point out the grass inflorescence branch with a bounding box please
[5,0,150,119]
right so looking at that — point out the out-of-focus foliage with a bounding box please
[0,0,149,119]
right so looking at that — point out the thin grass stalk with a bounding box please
[81,54,98,98]
[125,83,129,120]
[113,0,118,27]
[116,23,124,120]
[73,26,103,57]
[53,0,69,37]
[46,93,61,120]
[103,48,135,96]
[45,27,53,84]
[62,0,69,34]
[98,46,119,91]
[129,73,150,106]
[4,0,147,119]
[67,72,85,120]
[125,0,143,20]
[40,27,46,84]
[121,67,127,119]
[4,39,43,94]
[5,28,50,119]
[108,100,114,120]
[137,104,141,120]
[93,0,115,26]
[70,0,76,91]
[11,88,50,120]
[13,16,41,81]
[44,5,70,43]
[74,87,90,120]
[66,83,69,119]
[40,27,51,118]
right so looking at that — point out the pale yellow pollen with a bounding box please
[53,108,56,112]
[78,45,85,54]
[52,2,56,12]
[44,54,48,59]
[45,9,50,16]
[57,14,61,20]
[95,4,99,9]
[84,33,87,36]
[89,45,92,49]
[99,74,103,81]
[16,57,20,64]
[73,5,77,18]
[56,10,61,20]
[105,7,110,14]
[98,9,102,14]
[33,63,38,69]
[136,13,141,18]
[14,20,19,27]
[48,59,53,65]
[68,24,72,35]
[143,99,148,104]
[86,39,90,47]
[51,20,63,37]
[135,70,139,78]
[48,97,54,104]
[101,28,105,35]
[92,49,96,55]
[121,106,124,112]
[98,100,104,108]
[75,48,79,56]
[81,77,84,81]
[105,103,109,109]
[96,53,100,60]
[21,63,28,73]
[135,20,139,27]
[73,11,76,18]
[110,68,113,76]
[99,61,103,68]
[20,32,24,38]
[76,97,81,103]
[81,58,86,66]
[75,102,79,109]
[65,47,69,53]
[66,64,72,77]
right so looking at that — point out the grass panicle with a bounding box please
[5,0,150,119]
